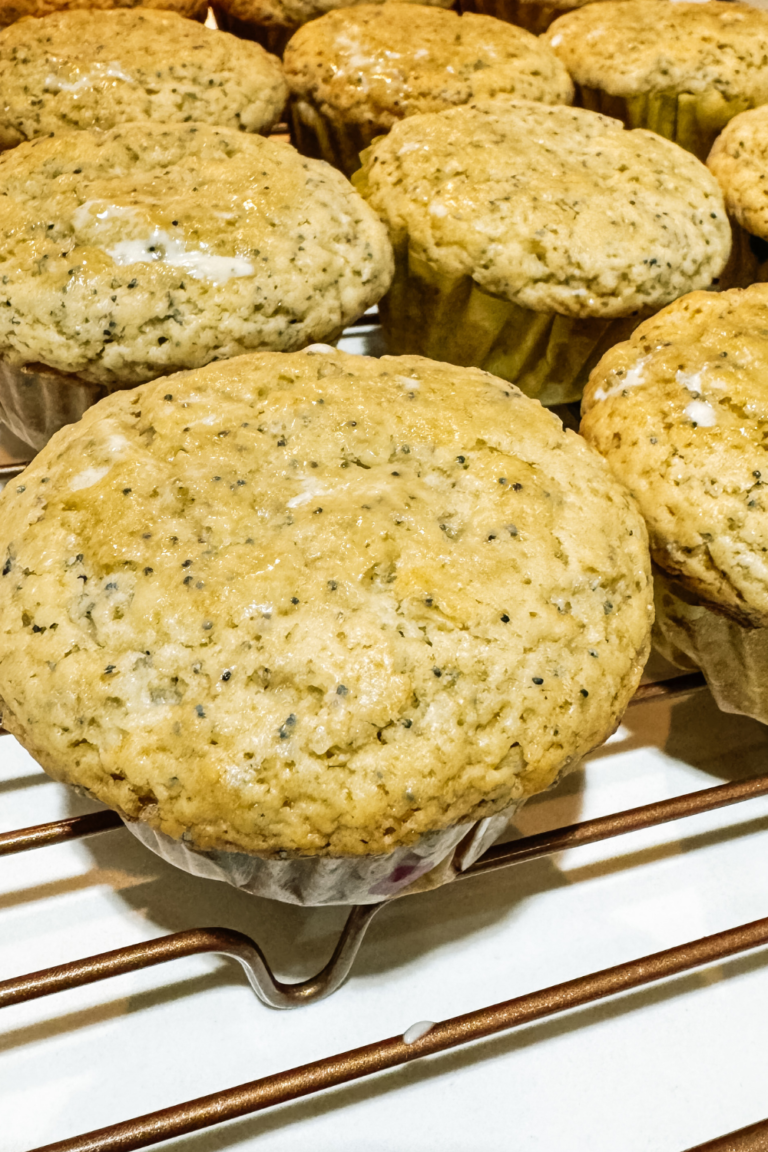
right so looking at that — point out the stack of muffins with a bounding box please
[4,0,768,906]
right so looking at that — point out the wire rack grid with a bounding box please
[4,671,768,1152]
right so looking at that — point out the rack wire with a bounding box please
[4,672,768,1152]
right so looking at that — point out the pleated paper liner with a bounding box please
[122,803,520,906]
[716,220,768,290]
[288,96,379,177]
[462,0,570,35]
[654,567,768,726]
[376,249,641,406]
[210,5,294,55]
[578,85,752,163]
[0,360,126,455]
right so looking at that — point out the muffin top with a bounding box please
[708,105,768,240]
[219,0,451,34]
[0,349,652,857]
[0,122,393,385]
[581,284,768,627]
[0,0,207,30]
[283,6,572,129]
[545,0,768,102]
[0,10,288,150]
[355,100,730,318]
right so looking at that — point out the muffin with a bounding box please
[0,0,207,29]
[0,348,653,904]
[0,9,288,151]
[213,0,452,59]
[581,284,768,725]
[284,6,573,178]
[354,100,731,405]
[545,0,768,162]
[708,104,768,288]
[463,0,608,37]
[283,6,572,177]
[0,122,393,451]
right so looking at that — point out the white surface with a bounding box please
[3,682,768,1152]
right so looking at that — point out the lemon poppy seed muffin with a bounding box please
[0,10,288,152]
[581,284,768,725]
[283,6,573,176]
[545,0,768,161]
[354,100,731,405]
[0,348,653,903]
[708,105,768,288]
[213,0,452,59]
[0,122,393,451]
[0,0,207,29]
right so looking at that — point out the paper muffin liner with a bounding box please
[122,805,519,906]
[0,360,128,454]
[716,219,768,291]
[288,96,380,178]
[578,86,752,163]
[654,567,768,725]
[462,0,568,34]
[211,5,295,55]
[375,247,640,405]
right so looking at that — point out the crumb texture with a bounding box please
[0,9,287,148]
[0,350,652,856]
[356,100,730,318]
[581,283,768,626]
[0,123,393,384]
[546,0,768,101]
[284,6,572,128]
[708,104,768,239]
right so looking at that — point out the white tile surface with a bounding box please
[3,682,768,1152]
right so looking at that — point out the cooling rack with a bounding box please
[4,670,768,1152]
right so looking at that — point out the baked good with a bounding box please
[0,122,393,450]
[0,0,207,29]
[283,5,572,176]
[0,347,653,903]
[545,0,768,162]
[354,100,731,405]
[463,0,608,37]
[213,0,451,59]
[581,283,768,724]
[708,105,768,289]
[0,9,288,151]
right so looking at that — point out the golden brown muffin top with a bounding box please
[546,0,768,102]
[355,100,730,318]
[582,284,768,626]
[0,0,207,30]
[0,349,652,856]
[0,9,287,150]
[708,104,768,240]
[284,6,572,128]
[0,122,393,384]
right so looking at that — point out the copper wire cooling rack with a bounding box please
[4,673,768,1152]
